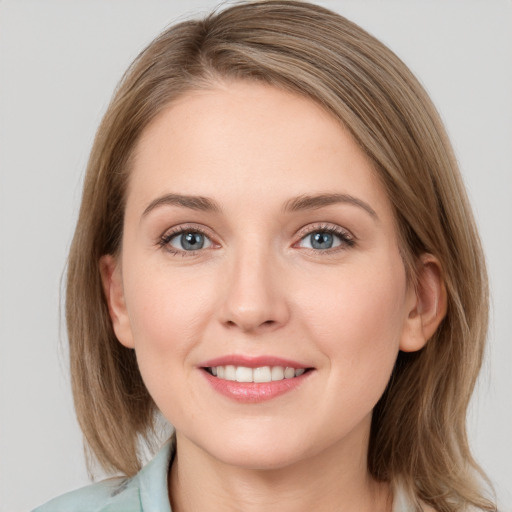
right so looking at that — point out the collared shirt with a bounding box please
[33,439,418,511]
[32,439,174,512]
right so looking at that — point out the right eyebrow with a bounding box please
[142,193,221,218]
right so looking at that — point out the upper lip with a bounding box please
[199,355,310,369]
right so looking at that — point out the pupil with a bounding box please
[182,232,204,250]
[311,232,333,249]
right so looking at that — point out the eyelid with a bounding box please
[296,222,354,240]
[294,222,356,251]
[156,222,355,256]
[158,223,219,255]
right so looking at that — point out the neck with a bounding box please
[169,429,392,512]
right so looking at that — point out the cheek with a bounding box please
[121,264,220,411]
[299,257,408,377]
[124,265,213,347]
[121,265,220,424]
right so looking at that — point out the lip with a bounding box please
[198,354,314,403]
[199,355,309,369]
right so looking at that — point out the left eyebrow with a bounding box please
[142,193,221,217]
[282,193,378,219]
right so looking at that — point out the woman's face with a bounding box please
[105,81,421,470]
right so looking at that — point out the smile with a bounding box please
[199,356,314,403]
[205,365,307,383]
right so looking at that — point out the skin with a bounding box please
[102,80,445,512]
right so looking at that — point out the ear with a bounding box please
[99,254,135,349]
[400,253,447,352]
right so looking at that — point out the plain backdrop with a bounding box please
[0,1,511,511]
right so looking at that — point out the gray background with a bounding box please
[0,1,511,510]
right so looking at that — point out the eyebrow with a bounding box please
[283,193,378,219]
[142,192,377,220]
[142,193,221,217]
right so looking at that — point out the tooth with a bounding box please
[235,366,253,382]
[284,367,295,379]
[254,366,271,383]
[225,365,236,381]
[213,365,305,381]
[271,366,285,381]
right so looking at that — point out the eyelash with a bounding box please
[158,224,215,257]
[158,223,355,256]
[294,223,355,253]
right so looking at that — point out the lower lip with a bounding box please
[201,369,312,403]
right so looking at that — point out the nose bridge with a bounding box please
[220,236,289,332]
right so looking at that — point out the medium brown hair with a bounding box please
[66,1,495,510]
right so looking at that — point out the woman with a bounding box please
[33,1,496,510]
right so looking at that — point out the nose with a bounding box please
[218,244,290,333]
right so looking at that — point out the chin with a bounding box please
[214,445,306,471]
[192,426,319,471]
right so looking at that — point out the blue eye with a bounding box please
[298,227,354,251]
[165,231,213,252]
[309,232,336,249]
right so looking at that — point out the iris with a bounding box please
[180,232,205,250]
[310,232,334,250]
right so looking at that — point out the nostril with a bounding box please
[223,318,278,331]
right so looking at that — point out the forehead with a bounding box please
[127,80,391,217]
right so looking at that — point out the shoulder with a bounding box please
[32,476,143,512]
[31,476,141,512]
[32,438,175,512]
[393,483,439,512]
